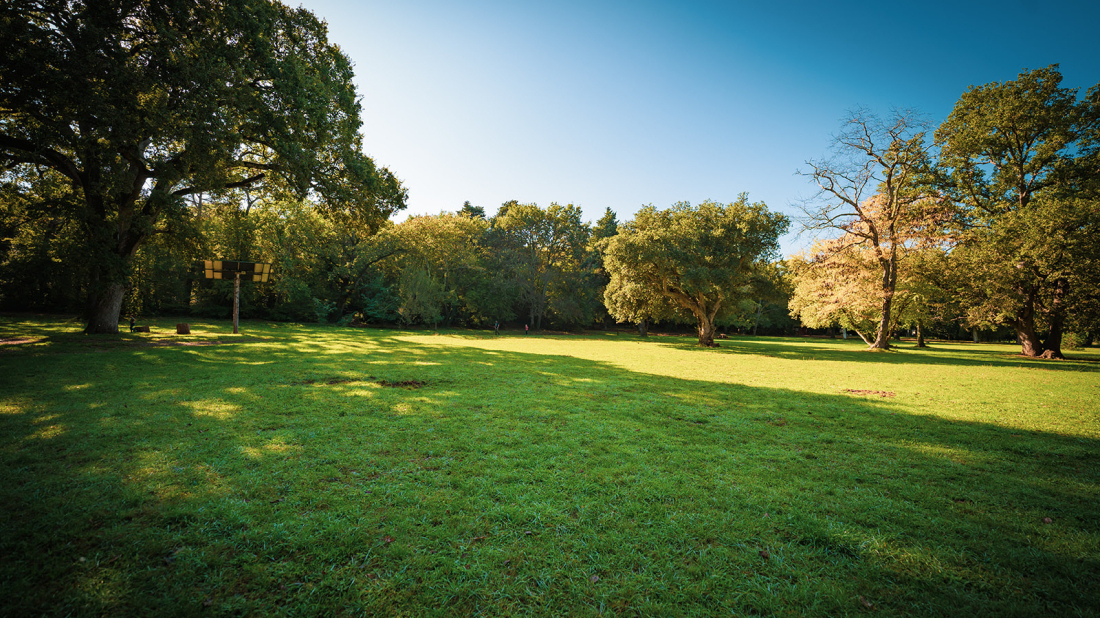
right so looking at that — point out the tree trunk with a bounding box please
[1011,296,1043,357]
[1041,278,1067,359]
[697,315,717,347]
[1014,321,1043,356]
[972,327,980,343]
[870,294,892,350]
[752,302,762,336]
[916,319,926,348]
[84,281,127,334]
[1040,314,1065,360]
[637,319,648,337]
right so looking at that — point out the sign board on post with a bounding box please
[200,260,273,333]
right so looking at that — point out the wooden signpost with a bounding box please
[201,260,272,334]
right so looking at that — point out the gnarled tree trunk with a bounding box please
[697,315,717,347]
[1012,296,1043,357]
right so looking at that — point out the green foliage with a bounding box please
[495,202,594,329]
[934,65,1100,357]
[358,273,401,324]
[397,266,444,326]
[604,195,788,346]
[0,0,405,332]
[459,201,486,219]
[311,297,337,324]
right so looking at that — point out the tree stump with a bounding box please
[176,323,191,335]
[133,326,150,333]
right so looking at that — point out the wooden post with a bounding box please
[233,272,240,334]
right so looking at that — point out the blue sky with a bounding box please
[295,0,1100,255]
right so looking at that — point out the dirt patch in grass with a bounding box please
[377,379,426,389]
[843,389,896,398]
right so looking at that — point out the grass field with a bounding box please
[1,315,1098,617]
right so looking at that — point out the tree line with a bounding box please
[0,191,797,346]
[1,0,1096,356]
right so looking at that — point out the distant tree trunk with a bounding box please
[752,302,762,335]
[916,319,926,348]
[637,319,648,336]
[972,327,980,343]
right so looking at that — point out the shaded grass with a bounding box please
[1,315,1098,616]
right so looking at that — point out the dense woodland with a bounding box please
[0,0,1097,356]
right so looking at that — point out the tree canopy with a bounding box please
[0,0,405,332]
[603,196,788,347]
[934,65,1100,358]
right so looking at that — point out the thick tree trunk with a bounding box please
[1041,314,1065,359]
[916,319,926,348]
[1012,296,1043,357]
[84,282,127,334]
[1014,321,1043,356]
[637,319,648,336]
[697,316,717,347]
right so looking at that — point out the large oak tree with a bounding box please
[934,66,1100,358]
[603,196,787,347]
[0,0,405,333]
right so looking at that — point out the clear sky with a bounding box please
[294,0,1100,256]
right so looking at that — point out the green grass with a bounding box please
[1,315,1098,617]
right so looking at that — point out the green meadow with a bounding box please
[1,316,1098,617]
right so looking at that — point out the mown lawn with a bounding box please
[1,316,1098,617]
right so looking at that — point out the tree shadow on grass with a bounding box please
[645,334,1100,373]
[0,329,1098,616]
